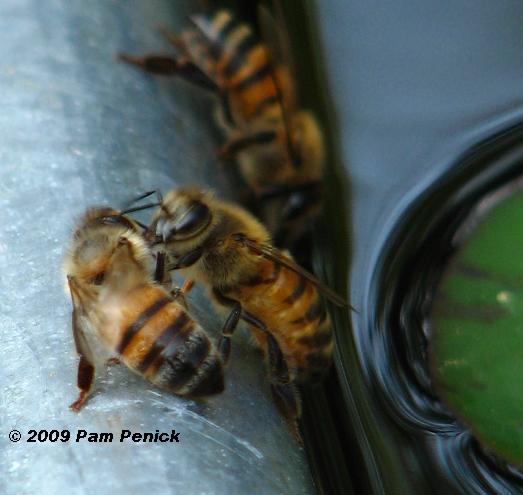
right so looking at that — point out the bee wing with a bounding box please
[257,2,297,109]
[234,234,349,308]
[257,3,302,168]
[67,275,98,362]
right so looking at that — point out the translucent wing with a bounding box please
[67,276,98,362]
[233,234,349,308]
[257,3,302,168]
[257,2,298,109]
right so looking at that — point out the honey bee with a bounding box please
[148,187,346,422]
[119,7,325,247]
[63,207,224,411]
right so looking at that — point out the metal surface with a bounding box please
[0,1,314,494]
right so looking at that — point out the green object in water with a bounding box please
[431,190,523,468]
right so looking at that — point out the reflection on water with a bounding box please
[365,123,523,492]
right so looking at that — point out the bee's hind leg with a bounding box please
[117,52,219,92]
[70,356,95,412]
[265,333,302,442]
[241,311,303,437]
[118,53,181,75]
[265,333,301,419]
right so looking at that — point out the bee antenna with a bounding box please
[120,190,163,212]
[133,219,148,230]
[121,190,155,209]
[121,202,161,215]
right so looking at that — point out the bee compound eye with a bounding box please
[175,201,210,235]
[163,201,211,241]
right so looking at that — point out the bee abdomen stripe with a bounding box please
[193,13,234,58]
[116,297,171,354]
[284,275,306,304]
[252,94,279,117]
[223,31,258,78]
[291,299,325,324]
[232,63,272,91]
[137,312,190,373]
[214,15,236,42]
[245,261,281,285]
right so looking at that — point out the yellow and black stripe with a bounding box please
[189,10,283,122]
[114,287,224,397]
[228,258,333,384]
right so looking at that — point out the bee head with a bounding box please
[156,187,213,244]
[65,206,147,288]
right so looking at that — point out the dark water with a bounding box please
[306,0,523,493]
[365,124,523,493]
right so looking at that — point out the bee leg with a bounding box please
[271,382,303,444]
[242,315,302,428]
[154,251,166,284]
[240,310,285,376]
[154,251,178,291]
[70,356,95,412]
[180,278,195,294]
[169,246,204,270]
[264,334,302,438]
[270,383,301,422]
[171,279,195,310]
[266,333,290,384]
[117,52,219,93]
[212,289,244,363]
[118,52,179,74]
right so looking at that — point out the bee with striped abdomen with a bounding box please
[63,207,224,411]
[119,7,325,248]
[149,187,346,423]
